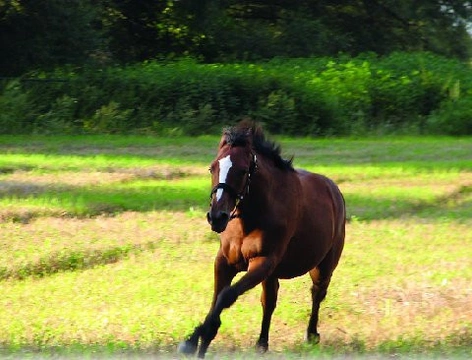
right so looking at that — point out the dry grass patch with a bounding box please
[4,171,135,187]
[0,211,212,280]
[0,163,210,221]
[325,279,472,348]
[1,165,206,188]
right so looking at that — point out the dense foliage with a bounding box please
[1,1,471,136]
[1,52,471,136]
[1,1,471,76]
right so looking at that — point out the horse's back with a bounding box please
[274,169,345,279]
[296,169,345,237]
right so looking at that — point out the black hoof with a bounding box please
[177,340,198,355]
[306,332,320,344]
[256,340,268,353]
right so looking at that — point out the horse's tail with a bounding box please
[326,177,346,249]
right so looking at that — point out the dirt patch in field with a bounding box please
[2,166,205,188]
[338,279,472,344]
[256,279,472,352]
[0,211,212,278]
[341,173,472,194]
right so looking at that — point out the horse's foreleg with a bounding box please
[197,253,237,357]
[191,256,276,358]
[256,276,279,353]
[178,251,236,357]
[211,251,238,310]
[214,256,276,313]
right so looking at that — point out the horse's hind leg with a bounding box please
[307,267,327,343]
[256,275,279,352]
[307,243,343,343]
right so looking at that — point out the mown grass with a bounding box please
[0,135,471,358]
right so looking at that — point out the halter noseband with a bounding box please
[209,153,258,219]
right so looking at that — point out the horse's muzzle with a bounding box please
[207,210,229,233]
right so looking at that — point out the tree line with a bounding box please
[1,0,472,76]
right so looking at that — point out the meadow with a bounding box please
[0,135,471,358]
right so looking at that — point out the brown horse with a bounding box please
[178,120,345,358]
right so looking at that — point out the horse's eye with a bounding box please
[208,166,213,174]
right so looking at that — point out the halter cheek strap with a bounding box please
[209,153,258,219]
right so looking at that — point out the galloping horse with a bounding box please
[178,120,345,358]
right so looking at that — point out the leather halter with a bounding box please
[209,153,258,219]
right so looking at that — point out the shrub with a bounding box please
[0,80,35,134]
[426,97,472,135]
[83,101,133,134]
[1,52,471,135]
[34,95,78,134]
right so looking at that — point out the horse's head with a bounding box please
[207,128,257,233]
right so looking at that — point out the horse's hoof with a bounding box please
[256,340,269,353]
[306,332,320,345]
[177,340,198,355]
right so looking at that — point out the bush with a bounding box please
[1,52,471,136]
[426,97,472,135]
[0,80,35,134]
[369,52,461,127]
[83,101,133,134]
[34,95,78,134]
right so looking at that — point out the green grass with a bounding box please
[0,135,471,358]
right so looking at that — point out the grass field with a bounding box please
[0,135,471,359]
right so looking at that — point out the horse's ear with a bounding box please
[218,137,228,149]
[218,128,229,149]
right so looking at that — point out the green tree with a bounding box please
[163,0,472,61]
[321,0,472,58]
[100,0,211,62]
[1,0,471,75]
[0,0,104,76]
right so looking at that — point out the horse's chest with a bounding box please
[221,228,264,267]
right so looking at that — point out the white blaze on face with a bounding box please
[216,155,232,201]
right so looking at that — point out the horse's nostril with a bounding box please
[216,212,229,233]
[208,210,230,233]
[208,210,229,223]
[218,211,229,222]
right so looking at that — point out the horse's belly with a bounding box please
[273,235,331,279]
[273,262,313,279]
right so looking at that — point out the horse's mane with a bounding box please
[222,119,294,171]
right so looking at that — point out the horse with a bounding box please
[178,120,345,358]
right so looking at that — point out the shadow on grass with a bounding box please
[1,179,471,223]
[345,185,472,221]
[0,243,157,281]
[0,179,210,221]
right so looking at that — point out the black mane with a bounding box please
[223,120,294,171]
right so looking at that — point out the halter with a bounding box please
[209,153,258,219]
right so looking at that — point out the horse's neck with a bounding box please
[244,159,296,212]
